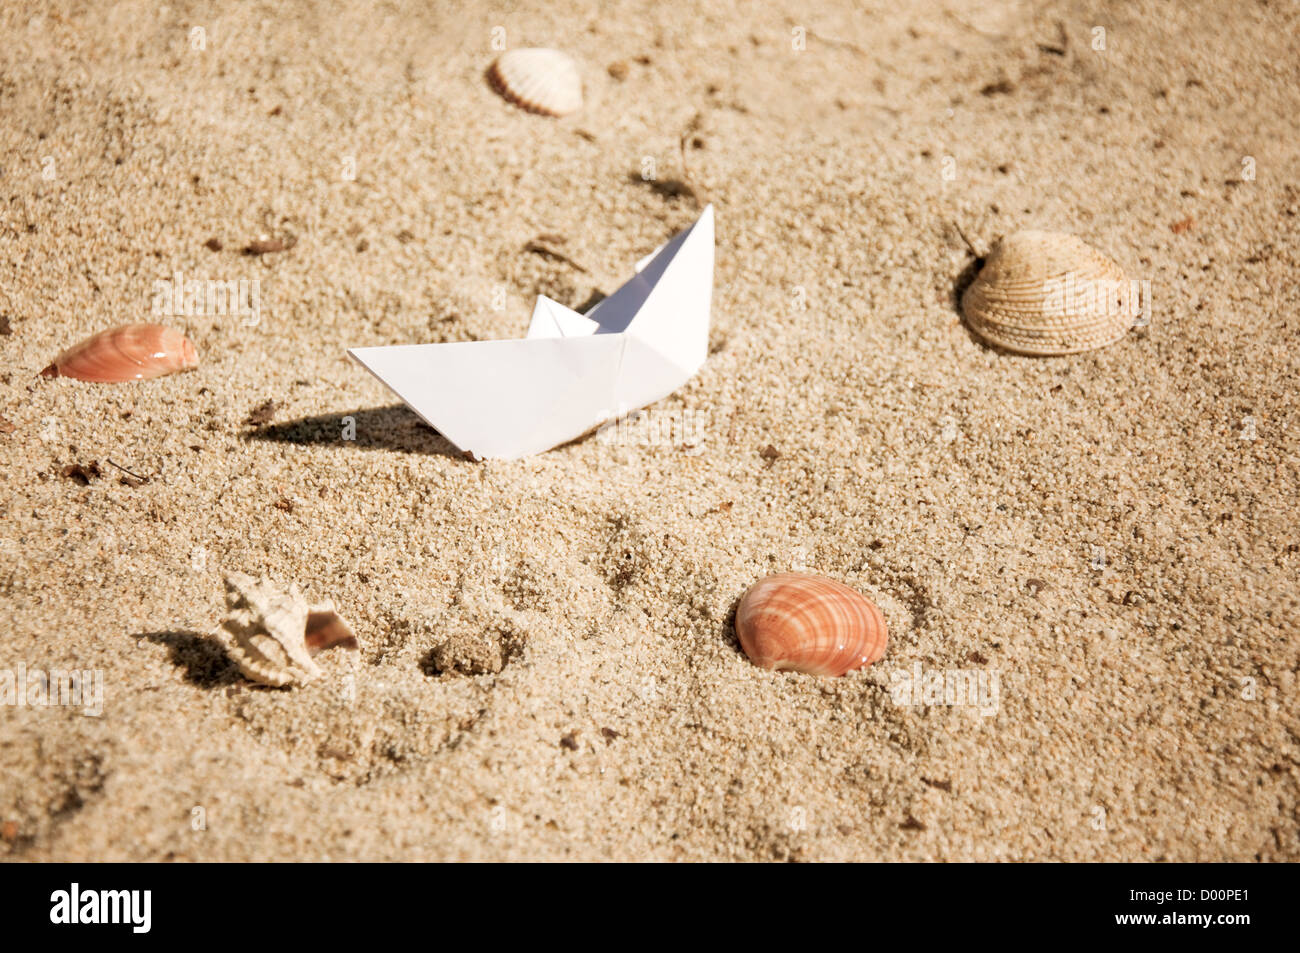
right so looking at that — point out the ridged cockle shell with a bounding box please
[736,573,888,676]
[487,48,583,117]
[41,323,199,382]
[962,230,1138,355]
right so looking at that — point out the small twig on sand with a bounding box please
[106,458,151,484]
[944,10,1007,40]
[524,240,590,274]
[802,27,869,57]
[1037,20,1069,56]
[952,221,985,261]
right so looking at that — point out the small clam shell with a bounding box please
[962,230,1136,355]
[488,48,583,117]
[215,574,359,688]
[735,573,887,676]
[41,323,199,382]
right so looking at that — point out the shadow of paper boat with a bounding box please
[248,405,466,458]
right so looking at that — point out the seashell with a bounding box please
[41,323,199,382]
[488,48,583,117]
[735,573,887,676]
[214,573,359,687]
[961,230,1137,355]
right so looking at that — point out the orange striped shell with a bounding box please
[41,323,199,382]
[736,573,887,676]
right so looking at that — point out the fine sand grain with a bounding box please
[1,0,1297,861]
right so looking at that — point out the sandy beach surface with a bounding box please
[1,0,1297,861]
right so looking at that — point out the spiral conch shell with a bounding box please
[41,323,199,382]
[736,573,888,676]
[214,573,359,687]
[962,230,1138,355]
[487,48,583,117]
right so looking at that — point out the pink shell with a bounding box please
[42,324,199,382]
[736,573,887,676]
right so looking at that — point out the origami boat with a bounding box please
[349,205,714,460]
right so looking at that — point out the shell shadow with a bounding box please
[719,593,742,656]
[246,405,468,458]
[136,630,243,689]
[950,254,983,314]
[951,253,1029,355]
[950,255,988,350]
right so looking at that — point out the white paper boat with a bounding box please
[348,205,714,460]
